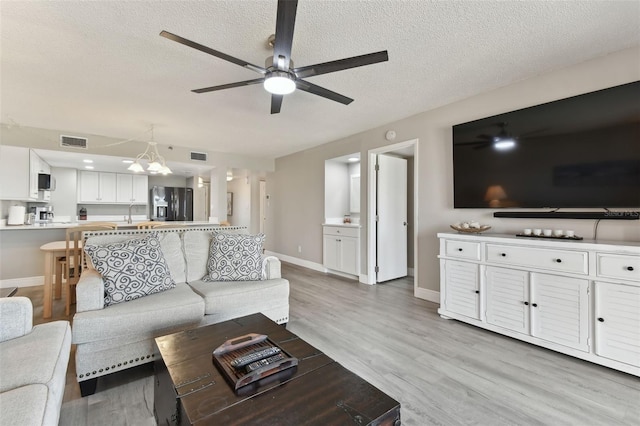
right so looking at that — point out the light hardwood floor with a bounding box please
[17,262,640,425]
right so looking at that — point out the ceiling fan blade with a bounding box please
[160,30,266,74]
[293,51,388,79]
[271,95,284,114]
[272,0,298,70]
[192,78,265,94]
[295,80,353,105]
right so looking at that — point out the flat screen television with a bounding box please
[452,81,640,209]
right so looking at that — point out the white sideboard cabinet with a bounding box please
[438,232,640,376]
[323,225,360,276]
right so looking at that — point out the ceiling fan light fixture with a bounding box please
[264,71,296,95]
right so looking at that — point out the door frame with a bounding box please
[366,139,419,290]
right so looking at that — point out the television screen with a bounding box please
[452,81,640,208]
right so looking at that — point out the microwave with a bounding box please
[38,173,56,191]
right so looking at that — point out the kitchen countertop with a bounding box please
[0,221,218,231]
[322,222,361,228]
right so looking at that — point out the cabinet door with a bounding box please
[530,273,589,352]
[340,236,359,275]
[29,150,40,199]
[443,260,480,320]
[594,282,640,367]
[323,236,340,271]
[99,173,117,202]
[131,175,148,202]
[486,266,529,335]
[0,146,31,200]
[116,174,133,203]
[78,171,101,202]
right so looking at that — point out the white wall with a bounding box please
[227,175,251,228]
[267,47,640,296]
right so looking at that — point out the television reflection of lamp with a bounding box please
[484,185,507,207]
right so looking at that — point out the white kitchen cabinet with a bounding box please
[0,146,51,201]
[116,174,148,204]
[78,171,117,203]
[323,225,359,276]
[438,233,640,376]
[594,281,640,367]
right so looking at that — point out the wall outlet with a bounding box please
[297,245,302,253]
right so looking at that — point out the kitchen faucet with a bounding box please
[127,202,134,224]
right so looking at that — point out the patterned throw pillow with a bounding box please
[204,233,265,282]
[84,234,176,306]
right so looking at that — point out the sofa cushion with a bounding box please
[204,233,265,282]
[0,384,48,426]
[0,321,71,395]
[183,228,249,282]
[189,278,289,320]
[72,283,205,344]
[84,231,187,284]
[84,234,176,306]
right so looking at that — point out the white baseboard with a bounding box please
[414,287,440,304]
[359,274,370,285]
[0,276,44,288]
[265,251,325,273]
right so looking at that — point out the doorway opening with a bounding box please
[366,139,418,292]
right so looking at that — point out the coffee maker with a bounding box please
[32,205,54,223]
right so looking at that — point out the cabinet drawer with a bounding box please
[444,240,481,260]
[486,244,588,275]
[597,253,640,282]
[323,226,359,238]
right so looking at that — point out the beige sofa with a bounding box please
[71,226,289,396]
[0,297,71,425]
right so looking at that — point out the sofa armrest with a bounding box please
[0,297,33,342]
[75,269,105,312]
[263,256,282,280]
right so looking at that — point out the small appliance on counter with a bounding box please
[32,205,54,224]
[7,205,26,225]
[79,207,87,221]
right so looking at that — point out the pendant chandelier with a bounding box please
[127,126,172,174]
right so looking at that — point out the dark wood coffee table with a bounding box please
[154,313,401,425]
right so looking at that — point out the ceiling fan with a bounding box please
[160,0,388,114]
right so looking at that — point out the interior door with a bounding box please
[376,154,407,282]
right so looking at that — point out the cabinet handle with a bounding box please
[626,266,635,271]
[523,301,529,306]
[474,290,479,294]
[597,317,604,322]
[555,259,562,263]
[500,253,507,257]
[532,303,538,307]
[336,239,341,242]
[458,248,463,252]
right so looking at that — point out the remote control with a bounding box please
[245,353,286,373]
[230,347,281,369]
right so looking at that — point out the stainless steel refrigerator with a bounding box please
[150,186,193,221]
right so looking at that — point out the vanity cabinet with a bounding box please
[438,233,640,376]
[116,174,148,203]
[323,225,359,276]
[78,171,117,203]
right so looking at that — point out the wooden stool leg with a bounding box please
[55,260,63,300]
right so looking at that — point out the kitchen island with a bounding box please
[0,220,219,287]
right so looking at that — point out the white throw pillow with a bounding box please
[84,234,176,306]
[204,233,265,282]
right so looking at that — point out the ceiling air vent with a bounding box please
[60,135,88,149]
[190,151,207,162]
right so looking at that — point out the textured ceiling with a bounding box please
[1,1,639,160]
